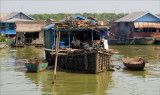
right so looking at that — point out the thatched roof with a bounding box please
[15,21,45,32]
[0,12,17,21]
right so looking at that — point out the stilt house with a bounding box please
[15,21,45,46]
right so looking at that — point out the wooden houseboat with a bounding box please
[42,15,113,73]
[109,11,160,45]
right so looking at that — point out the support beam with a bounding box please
[52,26,60,84]
[92,30,93,41]
[68,31,70,48]
[100,32,101,41]
[54,30,55,49]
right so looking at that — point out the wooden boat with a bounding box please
[25,58,48,72]
[122,57,149,71]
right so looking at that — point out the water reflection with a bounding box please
[122,70,148,78]
[110,45,160,62]
[14,47,44,59]
[1,45,160,95]
[25,71,113,95]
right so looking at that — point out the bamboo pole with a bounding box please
[52,26,60,84]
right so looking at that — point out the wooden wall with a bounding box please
[16,32,25,44]
[44,30,53,49]
[116,22,131,39]
[32,31,44,45]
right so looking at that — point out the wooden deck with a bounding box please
[13,44,44,47]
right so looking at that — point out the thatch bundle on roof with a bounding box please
[15,21,45,32]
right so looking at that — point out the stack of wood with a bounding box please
[45,47,116,56]
[49,18,109,31]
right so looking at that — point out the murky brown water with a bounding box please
[0,45,160,95]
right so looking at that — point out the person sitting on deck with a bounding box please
[71,36,80,49]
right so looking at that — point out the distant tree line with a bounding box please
[29,13,127,22]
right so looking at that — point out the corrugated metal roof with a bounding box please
[156,14,160,18]
[115,11,148,22]
[42,24,56,31]
[7,18,33,22]
[0,12,34,22]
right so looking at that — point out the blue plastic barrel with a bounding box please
[59,41,65,47]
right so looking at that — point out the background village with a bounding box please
[0,11,160,47]
[0,11,160,95]
[0,11,160,72]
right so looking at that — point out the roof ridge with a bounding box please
[115,11,153,22]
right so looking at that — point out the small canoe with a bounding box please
[25,58,48,72]
[122,57,149,71]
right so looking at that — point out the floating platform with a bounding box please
[13,44,44,47]
[109,37,155,45]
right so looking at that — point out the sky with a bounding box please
[0,0,160,14]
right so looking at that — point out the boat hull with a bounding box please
[25,60,48,72]
[109,37,155,45]
[122,58,148,71]
[108,40,129,45]
[45,50,112,73]
[133,37,155,45]
[123,63,145,71]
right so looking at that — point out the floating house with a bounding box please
[42,15,112,73]
[14,21,45,47]
[110,11,160,45]
[0,12,34,36]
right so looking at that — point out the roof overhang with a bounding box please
[134,22,160,28]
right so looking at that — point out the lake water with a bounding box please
[0,45,160,95]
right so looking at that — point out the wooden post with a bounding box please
[108,55,111,70]
[99,32,101,41]
[68,31,70,48]
[92,30,93,41]
[52,26,60,84]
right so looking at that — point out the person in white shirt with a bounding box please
[101,31,109,49]
[71,36,80,49]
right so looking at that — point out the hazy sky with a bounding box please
[0,0,160,14]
